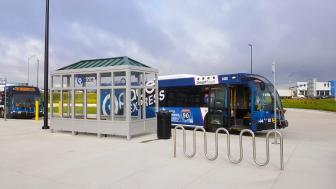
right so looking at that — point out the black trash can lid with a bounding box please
[157,110,171,116]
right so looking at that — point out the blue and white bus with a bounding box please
[0,86,43,119]
[158,73,288,132]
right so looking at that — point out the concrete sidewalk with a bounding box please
[0,109,335,189]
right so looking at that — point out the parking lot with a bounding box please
[0,108,335,189]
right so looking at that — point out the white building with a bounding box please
[307,79,330,97]
[277,89,292,98]
[290,79,331,98]
[291,82,307,97]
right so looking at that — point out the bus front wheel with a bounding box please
[0,109,4,118]
[204,115,219,132]
[204,113,227,132]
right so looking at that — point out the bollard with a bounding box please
[35,100,39,121]
[58,101,61,117]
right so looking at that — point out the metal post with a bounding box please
[248,44,253,74]
[272,62,279,144]
[42,0,50,129]
[4,77,7,121]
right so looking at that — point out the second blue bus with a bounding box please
[158,73,288,132]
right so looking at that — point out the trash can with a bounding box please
[157,110,172,139]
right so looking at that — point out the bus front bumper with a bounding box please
[10,111,35,119]
[256,119,288,131]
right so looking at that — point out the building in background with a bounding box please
[277,88,292,98]
[288,79,334,98]
[307,79,330,97]
[290,82,307,97]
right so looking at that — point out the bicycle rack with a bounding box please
[173,125,284,170]
[173,126,206,158]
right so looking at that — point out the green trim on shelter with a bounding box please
[58,56,150,70]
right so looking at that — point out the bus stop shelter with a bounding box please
[50,56,158,140]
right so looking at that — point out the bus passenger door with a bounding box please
[204,86,228,132]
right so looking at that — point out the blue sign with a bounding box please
[100,89,156,118]
[330,80,336,97]
[159,107,205,126]
[100,89,111,116]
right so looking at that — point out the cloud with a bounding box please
[0,36,43,84]
[0,0,335,85]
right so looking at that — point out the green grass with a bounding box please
[282,98,336,112]
[47,92,97,104]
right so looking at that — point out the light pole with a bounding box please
[248,44,253,74]
[272,62,279,144]
[42,0,50,129]
[4,77,6,121]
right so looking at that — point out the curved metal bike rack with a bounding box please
[229,129,256,164]
[173,125,284,170]
[173,126,206,158]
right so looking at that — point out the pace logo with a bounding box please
[76,77,83,85]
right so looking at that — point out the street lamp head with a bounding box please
[248,43,252,47]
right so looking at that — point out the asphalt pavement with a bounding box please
[0,109,335,189]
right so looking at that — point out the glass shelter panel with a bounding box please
[100,89,112,120]
[86,89,97,120]
[75,90,84,119]
[145,73,156,87]
[62,90,72,118]
[114,88,126,120]
[62,75,71,88]
[114,72,126,86]
[131,72,143,86]
[131,88,142,120]
[52,76,62,88]
[75,74,97,88]
[52,90,61,118]
[146,88,156,118]
[100,72,112,86]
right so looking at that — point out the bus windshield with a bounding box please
[12,93,36,107]
[266,84,283,110]
[255,83,282,111]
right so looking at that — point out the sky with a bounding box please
[0,0,335,87]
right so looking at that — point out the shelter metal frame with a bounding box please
[50,60,158,140]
